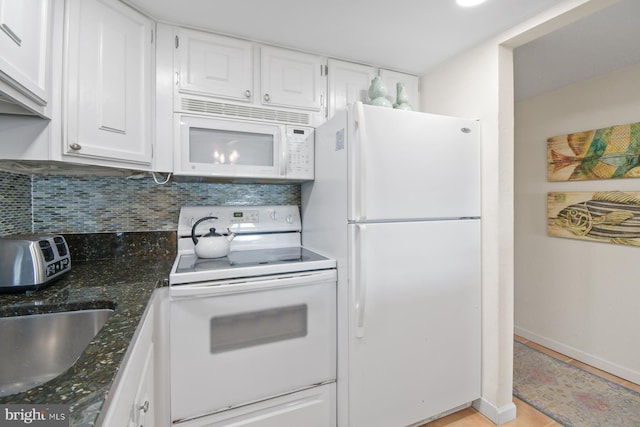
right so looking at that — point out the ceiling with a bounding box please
[125,0,640,101]
[125,0,561,75]
[514,0,640,101]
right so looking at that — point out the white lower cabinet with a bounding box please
[131,342,154,427]
[99,292,157,427]
[176,383,336,427]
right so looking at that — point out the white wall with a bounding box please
[514,62,640,384]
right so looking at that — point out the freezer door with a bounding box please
[345,219,481,427]
[348,102,480,221]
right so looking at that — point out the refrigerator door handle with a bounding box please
[354,102,368,222]
[354,223,367,338]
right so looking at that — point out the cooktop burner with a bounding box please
[179,247,327,270]
[170,247,335,285]
[170,205,336,285]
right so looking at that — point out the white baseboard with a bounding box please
[473,398,517,425]
[514,326,640,385]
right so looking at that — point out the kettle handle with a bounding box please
[191,216,219,245]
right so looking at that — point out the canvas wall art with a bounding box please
[547,191,640,247]
[547,122,640,181]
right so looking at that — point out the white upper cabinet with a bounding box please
[0,0,50,116]
[379,68,420,111]
[327,59,376,118]
[327,60,420,118]
[176,29,253,102]
[64,0,153,168]
[260,46,326,112]
[170,28,325,126]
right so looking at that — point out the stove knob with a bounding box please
[270,211,278,221]
[286,214,294,224]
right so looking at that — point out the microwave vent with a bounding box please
[180,98,311,125]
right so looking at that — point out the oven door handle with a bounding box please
[170,270,337,299]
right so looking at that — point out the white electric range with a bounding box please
[169,205,337,427]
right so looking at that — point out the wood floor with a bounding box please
[421,335,640,426]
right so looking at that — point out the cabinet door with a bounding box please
[0,0,49,104]
[99,295,156,427]
[177,29,253,102]
[379,68,420,110]
[64,0,153,166]
[327,59,376,118]
[131,343,154,427]
[261,46,325,112]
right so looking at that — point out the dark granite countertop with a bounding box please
[0,255,174,426]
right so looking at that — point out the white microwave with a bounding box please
[175,115,314,180]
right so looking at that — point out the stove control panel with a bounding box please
[178,205,301,237]
[229,209,260,224]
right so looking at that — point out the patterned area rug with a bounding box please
[513,341,640,426]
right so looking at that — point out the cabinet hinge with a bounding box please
[175,35,179,49]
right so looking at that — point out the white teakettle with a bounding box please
[191,216,235,258]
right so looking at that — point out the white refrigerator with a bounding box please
[301,102,481,427]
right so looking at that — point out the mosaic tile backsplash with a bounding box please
[0,171,32,235]
[0,171,301,236]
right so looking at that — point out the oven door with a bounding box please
[175,114,286,179]
[170,269,337,424]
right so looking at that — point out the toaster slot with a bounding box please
[54,236,68,256]
[38,240,55,262]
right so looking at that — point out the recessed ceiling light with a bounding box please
[456,0,487,7]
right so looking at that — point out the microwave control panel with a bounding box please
[286,126,314,180]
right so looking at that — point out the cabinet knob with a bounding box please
[245,89,251,98]
[263,93,270,102]
[139,400,149,413]
[69,143,82,151]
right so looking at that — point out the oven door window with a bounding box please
[190,127,274,167]
[210,304,307,354]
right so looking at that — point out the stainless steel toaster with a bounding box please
[0,234,71,293]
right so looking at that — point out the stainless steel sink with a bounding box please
[0,308,113,397]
